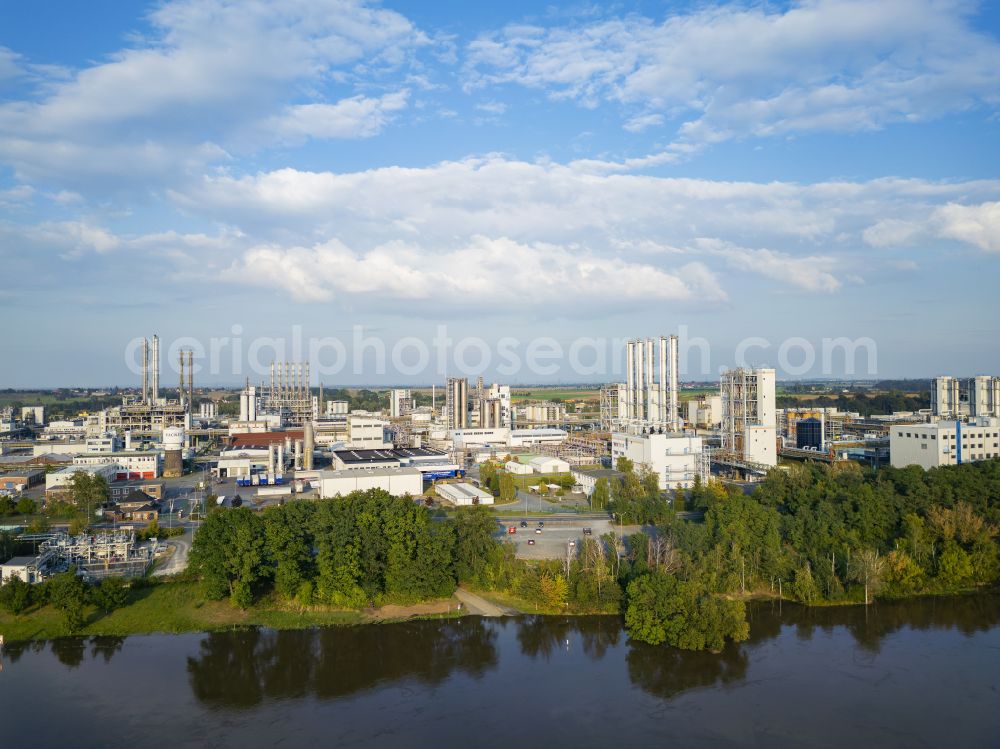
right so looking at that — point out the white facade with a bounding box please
[504,460,534,475]
[969,376,1000,418]
[510,428,568,447]
[931,376,963,418]
[890,418,1000,469]
[685,395,722,428]
[326,400,349,416]
[390,389,412,418]
[611,431,706,490]
[317,467,423,498]
[20,406,45,425]
[719,368,777,468]
[46,464,120,491]
[347,414,389,448]
[199,402,218,419]
[435,482,494,506]
[452,427,511,449]
[521,402,567,423]
[72,451,161,479]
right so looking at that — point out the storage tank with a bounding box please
[162,426,185,477]
[162,426,185,450]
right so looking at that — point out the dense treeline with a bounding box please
[188,491,496,608]
[606,458,1000,649]
[776,390,929,416]
[0,568,132,631]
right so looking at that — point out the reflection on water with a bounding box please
[0,591,997,748]
[187,618,500,708]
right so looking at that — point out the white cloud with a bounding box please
[229,235,726,307]
[0,0,426,189]
[623,113,663,133]
[269,91,409,142]
[695,239,842,293]
[934,201,1000,252]
[475,101,507,114]
[863,218,923,248]
[465,0,1000,147]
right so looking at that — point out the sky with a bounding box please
[1,0,998,387]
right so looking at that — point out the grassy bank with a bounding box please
[0,579,375,641]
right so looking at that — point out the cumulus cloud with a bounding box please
[0,0,426,189]
[695,239,842,293]
[465,0,1000,148]
[934,201,1000,252]
[228,235,727,307]
[268,91,410,142]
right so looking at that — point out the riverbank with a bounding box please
[0,579,469,641]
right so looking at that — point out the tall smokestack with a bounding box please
[669,335,679,431]
[635,339,645,422]
[151,335,160,404]
[187,350,194,409]
[304,421,315,470]
[178,350,185,407]
[645,338,654,423]
[141,338,149,404]
[658,336,667,424]
[625,340,635,422]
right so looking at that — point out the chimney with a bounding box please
[141,338,149,404]
[187,350,194,410]
[151,335,160,404]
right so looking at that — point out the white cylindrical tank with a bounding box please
[163,426,185,450]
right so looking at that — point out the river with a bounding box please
[1,593,998,747]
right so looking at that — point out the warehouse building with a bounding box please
[435,482,494,506]
[890,418,1000,469]
[316,467,423,498]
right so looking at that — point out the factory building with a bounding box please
[326,400,349,416]
[314,467,424,498]
[390,389,413,418]
[521,402,567,424]
[614,336,682,430]
[719,368,778,470]
[435,482,494,506]
[685,396,722,429]
[446,378,470,429]
[890,418,1000,469]
[331,447,458,479]
[46,464,120,494]
[796,418,824,450]
[778,407,846,448]
[73,451,161,480]
[969,376,1000,418]
[611,430,707,491]
[932,376,963,418]
[930,375,1000,419]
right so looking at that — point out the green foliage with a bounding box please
[591,477,610,510]
[47,568,89,632]
[14,497,36,516]
[92,577,130,613]
[188,507,268,607]
[452,506,499,584]
[0,575,32,614]
[624,571,749,651]
[498,472,516,502]
[68,471,109,508]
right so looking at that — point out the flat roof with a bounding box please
[571,468,623,479]
[436,482,493,499]
[317,467,422,479]
[1,556,39,566]
[334,449,400,464]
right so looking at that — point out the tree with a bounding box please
[539,572,568,609]
[850,548,885,605]
[936,541,973,589]
[189,507,269,608]
[591,477,610,510]
[624,571,748,651]
[92,577,130,613]
[792,562,820,604]
[452,506,498,583]
[15,497,36,516]
[499,473,516,502]
[48,568,89,632]
[0,575,32,614]
[68,471,109,510]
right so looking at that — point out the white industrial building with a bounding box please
[315,467,424,498]
[931,375,1000,419]
[613,336,682,430]
[890,417,1000,469]
[612,430,706,491]
[72,451,161,480]
[504,460,534,475]
[719,368,778,470]
[435,482,494,506]
[528,456,570,473]
[46,464,120,492]
[390,389,413,418]
[570,467,624,497]
[685,396,722,429]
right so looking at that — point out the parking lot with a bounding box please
[496,517,639,560]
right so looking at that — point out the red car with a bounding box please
[507,526,517,534]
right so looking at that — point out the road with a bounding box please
[152,527,193,576]
[453,588,513,617]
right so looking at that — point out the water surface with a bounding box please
[1,594,998,748]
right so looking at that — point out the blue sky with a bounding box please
[1,0,998,387]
